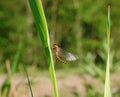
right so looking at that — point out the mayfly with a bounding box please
[52,44,78,64]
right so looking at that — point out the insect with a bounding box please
[52,44,78,64]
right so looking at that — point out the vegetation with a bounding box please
[0,0,120,97]
[0,0,120,69]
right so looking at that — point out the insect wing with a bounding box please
[57,47,78,61]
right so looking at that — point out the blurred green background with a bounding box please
[0,0,120,97]
[0,0,120,71]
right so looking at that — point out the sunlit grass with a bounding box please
[104,5,112,97]
[28,0,59,97]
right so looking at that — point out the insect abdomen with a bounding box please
[55,55,67,64]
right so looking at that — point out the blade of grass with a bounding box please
[1,42,23,97]
[28,0,59,97]
[12,42,23,74]
[23,64,34,97]
[104,5,112,97]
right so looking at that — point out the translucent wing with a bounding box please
[57,47,78,61]
[53,44,78,63]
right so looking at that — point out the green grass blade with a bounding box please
[12,42,23,74]
[1,42,23,97]
[23,64,34,97]
[104,5,112,97]
[28,0,59,97]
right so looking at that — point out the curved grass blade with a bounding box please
[28,0,59,97]
[23,64,34,97]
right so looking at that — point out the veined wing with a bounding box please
[57,47,78,61]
